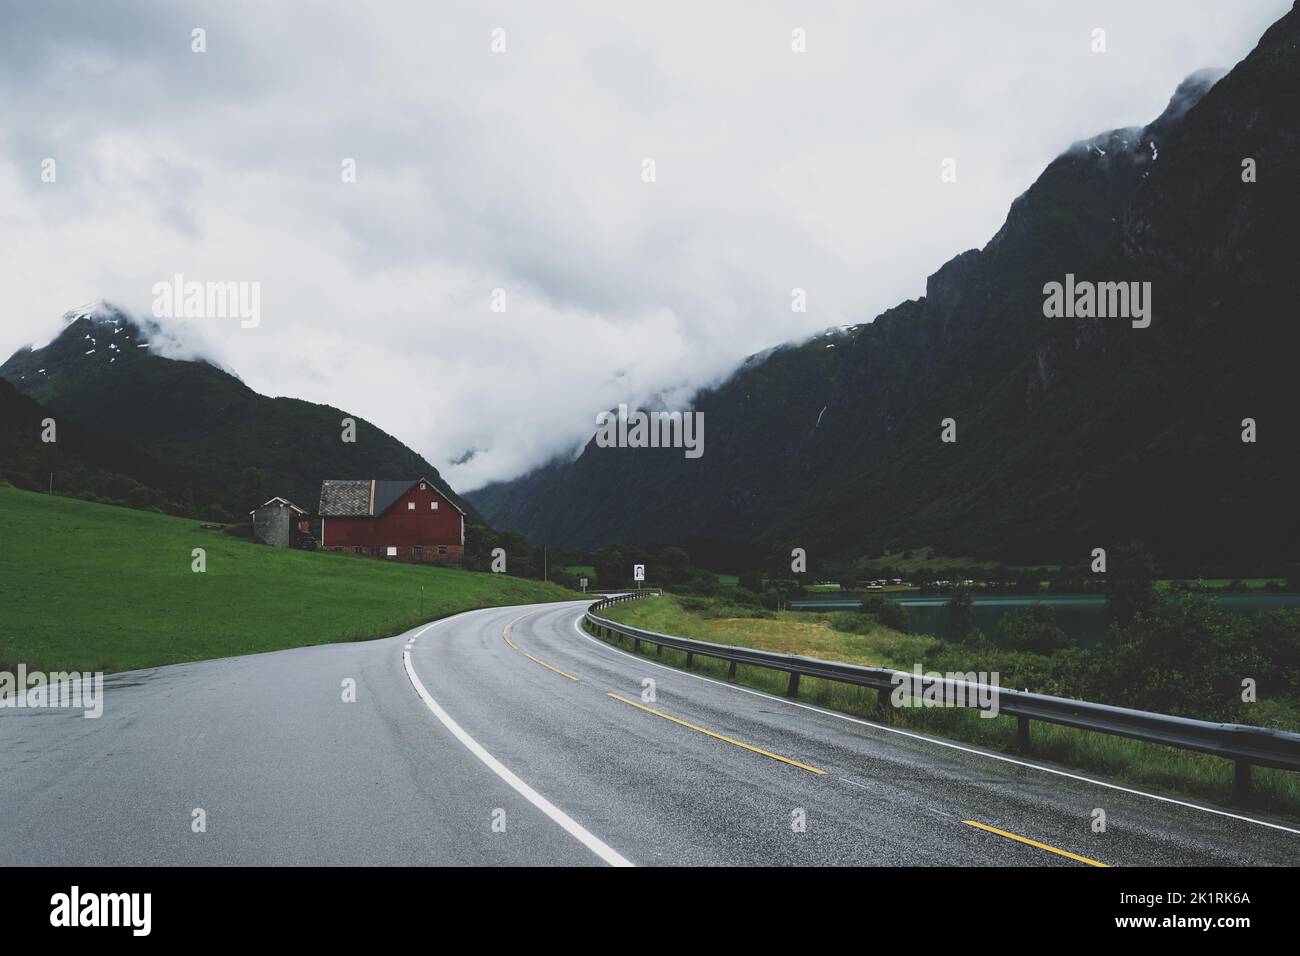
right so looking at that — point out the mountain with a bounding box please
[0,374,186,509]
[1,303,477,521]
[470,6,1300,569]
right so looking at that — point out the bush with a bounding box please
[549,569,581,591]
[1095,594,1242,720]
[860,596,908,633]
[676,594,772,620]
[677,569,720,596]
[999,603,1071,654]
[723,586,762,607]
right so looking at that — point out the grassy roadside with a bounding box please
[597,592,1300,819]
[0,485,580,673]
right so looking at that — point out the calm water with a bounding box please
[789,593,1300,646]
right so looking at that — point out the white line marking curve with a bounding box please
[404,615,634,867]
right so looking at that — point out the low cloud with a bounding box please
[0,0,1287,490]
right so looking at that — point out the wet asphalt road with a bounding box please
[2,600,1297,866]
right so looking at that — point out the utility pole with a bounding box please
[48,472,53,495]
[543,545,548,582]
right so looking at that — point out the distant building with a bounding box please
[318,478,465,565]
[251,497,311,548]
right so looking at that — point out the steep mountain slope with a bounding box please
[1,304,476,521]
[470,7,1300,567]
[0,375,181,509]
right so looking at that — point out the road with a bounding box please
[2,599,1297,866]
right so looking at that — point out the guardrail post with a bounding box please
[685,651,694,667]
[1233,759,1252,803]
[656,643,663,656]
[727,661,737,678]
[786,673,801,698]
[877,687,890,713]
[634,637,641,652]
[1017,715,1031,753]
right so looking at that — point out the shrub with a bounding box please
[1000,603,1072,654]
[860,595,908,633]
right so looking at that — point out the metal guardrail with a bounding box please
[585,593,1300,803]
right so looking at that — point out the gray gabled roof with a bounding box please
[318,478,467,517]
[318,480,374,516]
[373,479,415,516]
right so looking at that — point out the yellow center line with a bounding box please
[606,693,827,776]
[521,652,579,681]
[961,820,1109,867]
[503,611,577,681]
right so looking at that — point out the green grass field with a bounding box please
[599,593,1300,817]
[0,485,580,673]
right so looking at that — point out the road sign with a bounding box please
[580,577,588,592]
[633,564,645,582]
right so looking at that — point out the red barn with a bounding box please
[318,478,465,565]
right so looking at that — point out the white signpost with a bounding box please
[633,564,645,590]
[580,577,588,593]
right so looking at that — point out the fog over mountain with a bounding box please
[0,0,1288,490]
[470,8,1300,565]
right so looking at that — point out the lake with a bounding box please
[788,592,1300,646]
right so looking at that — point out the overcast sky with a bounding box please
[0,0,1289,491]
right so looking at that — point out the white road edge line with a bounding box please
[403,615,634,867]
[571,611,1300,836]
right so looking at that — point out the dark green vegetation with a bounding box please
[598,592,1300,815]
[0,485,577,674]
[473,9,1300,573]
[0,374,181,514]
[0,305,474,522]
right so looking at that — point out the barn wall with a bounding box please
[327,544,465,565]
[323,483,463,549]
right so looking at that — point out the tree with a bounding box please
[655,546,693,586]
[946,584,974,639]
[593,547,627,589]
[1106,541,1157,625]
[1283,563,1300,593]
[737,570,764,593]
[237,466,269,513]
[463,524,498,571]
[497,530,534,577]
